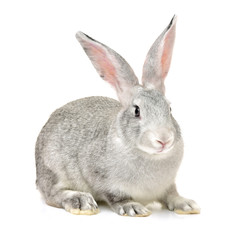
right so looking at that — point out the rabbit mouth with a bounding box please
[155,145,174,154]
[137,130,175,155]
[137,143,174,155]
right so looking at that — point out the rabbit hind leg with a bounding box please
[61,190,99,215]
[46,187,99,215]
[36,166,99,215]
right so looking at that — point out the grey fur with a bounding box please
[35,16,200,216]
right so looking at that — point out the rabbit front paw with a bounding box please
[167,197,200,214]
[112,201,151,217]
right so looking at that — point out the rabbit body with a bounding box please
[36,95,183,203]
[36,16,200,216]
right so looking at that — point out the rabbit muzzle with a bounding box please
[137,128,175,155]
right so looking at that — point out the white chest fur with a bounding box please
[111,152,182,204]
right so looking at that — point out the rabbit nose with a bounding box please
[156,140,171,148]
[156,135,174,148]
[156,140,166,147]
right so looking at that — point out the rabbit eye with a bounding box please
[134,105,140,117]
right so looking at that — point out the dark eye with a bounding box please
[134,105,140,117]
[170,107,172,112]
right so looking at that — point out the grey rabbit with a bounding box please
[35,15,200,216]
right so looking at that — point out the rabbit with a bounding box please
[35,15,200,217]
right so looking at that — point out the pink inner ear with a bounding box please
[161,25,175,80]
[87,42,117,88]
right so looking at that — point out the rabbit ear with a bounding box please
[142,15,177,95]
[76,32,139,105]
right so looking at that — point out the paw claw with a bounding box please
[115,202,151,217]
[168,197,200,215]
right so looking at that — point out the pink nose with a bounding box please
[157,140,167,147]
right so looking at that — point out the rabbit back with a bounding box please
[35,96,121,200]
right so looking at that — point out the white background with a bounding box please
[1,0,240,239]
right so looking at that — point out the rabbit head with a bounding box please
[76,15,180,155]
